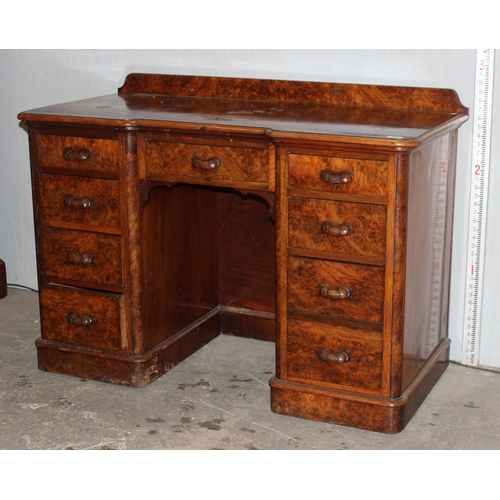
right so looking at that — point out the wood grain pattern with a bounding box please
[270,377,402,433]
[275,145,290,380]
[19,76,468,148]
[39,173,121,231]
[288,153,388,197]
[140,185,219,351]
[285,318,383,393]
[40,228,123,288]
[288,197,387,258]
[36,311,221,387]
[119,73,467,113]
[120,132,143,354]
[218,191,276,314]
[220,308,276,342]
[287,256,385,323]
[40,285,125,352]
[142,137,269,184]
[270,338,450,433]
[19,73,467,432]
[37,134,118,173]
[387,154,409,397]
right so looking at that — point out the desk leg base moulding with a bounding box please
[35,305,273,387]
[270,339,450,434]
[18,73,469,433]
[36,309,221,388]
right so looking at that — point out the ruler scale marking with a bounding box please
[461,49,494,366]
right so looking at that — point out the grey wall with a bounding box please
[1,49,497,369]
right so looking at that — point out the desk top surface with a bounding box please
[19,73,469,148]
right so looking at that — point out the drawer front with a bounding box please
[288,197,386,258]
[37,134,118,173]
[289,153,388,196]
[143,139,269,184]
[40,228,123,287]
[40,285,125,351]
[285,318,383,393]
[287,257,385,323]
[39,174,120,230]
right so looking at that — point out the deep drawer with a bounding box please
[39,173,121,231]
[288,197,387,258]
[141,137,269,184]
[288,152,388,197]
[285,318,383,393]
[40,285,125,351]
[37,134,118,173]
[40,228,123,288]
[287,257,385,323]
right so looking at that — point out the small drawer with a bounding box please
[289,153,388,197]
[288,197,386,258]
[36,134,118,173]
[39,173,121,230]
[287,257,385,323]
[40,285,125,351]
[142,137,269,184]
[285,318,383,393]
[40,228,123,288]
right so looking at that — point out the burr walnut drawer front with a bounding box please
[285,318,383,393]
[287,257,385,323]
[40,285,125,351]
[39,174,121,230]
[288,197,387,258]
[36,134,119,173]
[40,228,123,288]
[141,137,269,184]
[288,153,388,197]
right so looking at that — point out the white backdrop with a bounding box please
[1,49,498,369]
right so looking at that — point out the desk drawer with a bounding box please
[37,134,118,173]
[285,318,383,393]
[40,285,125,351]
[289,153,388,197]
[39,174,121,230]
[287,257,385,323]
[288,197,386,258]
[40,228,123,288]
[142,138,269,184]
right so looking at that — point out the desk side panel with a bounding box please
[140,185,219,352]
[401,133,456,391]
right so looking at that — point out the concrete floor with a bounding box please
[1,287,499,450]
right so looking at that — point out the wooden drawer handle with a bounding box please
[67,311,93,327]
[319,169,353,185]
[67,251,94,265]
[65,195,93,209]
[317,348,349,364]
[319,283,350,299]
[321,221,352,236]
[63,147,90,162]
[191,155,221,170]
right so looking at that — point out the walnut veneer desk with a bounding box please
[18,73,468,433]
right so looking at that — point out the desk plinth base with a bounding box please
[35,312,220,388]
[270,339,450,434]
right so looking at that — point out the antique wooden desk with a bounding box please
[18,73,468,433]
